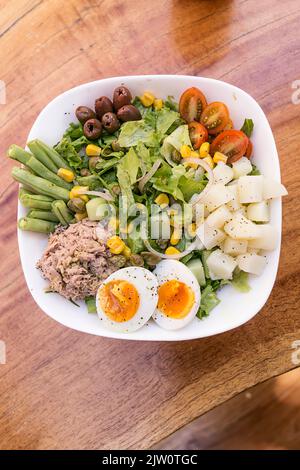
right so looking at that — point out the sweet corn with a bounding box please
[203,155,215,169]
[75,211,87,221]
[199,142,210,158]
[169,208,178,217]
[165,246,181,255]
[108,217,119,231]
[153,98,163,110]
[187,223,196,237]
[170,229,181,246]
[107,235,126,254]
[155,193,169,207]
[186,150,200,169]
[86,144,102,157]
[213,151,228,164]
[140,91,155,107]
[57,168,75,182]
[180,145,192,158]
[70,186,89,202]
[122,245,132,259]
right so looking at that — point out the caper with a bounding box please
[129,254,144,267]
[111,140,121,152]
[89,156,100,170]
[117,104,142,122]
[95,96,113,120]
[171,149,182,164]
[113,86,132,110]
[67,198,86,213]
[156,239,169,250]
[80,168,91,177]
[111,184,121,195]
[83,118,102,140]
[75,106,96,124]
[141,251,161,266]
[109,255,127,268]
[101,112,120,134]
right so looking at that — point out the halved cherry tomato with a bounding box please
[188,122,208,149]
[223,118,234,131]
[200,102,229,135]
[245,139,253,159]
[211,130,249,163]
[179,87,207,123]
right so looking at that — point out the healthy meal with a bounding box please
[9,85,288,332]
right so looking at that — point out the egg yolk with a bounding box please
[157,280,195,319]
[99,280,140,323]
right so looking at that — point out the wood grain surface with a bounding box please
[0,0,300,450]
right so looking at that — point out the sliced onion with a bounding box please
[138,159,162,193]
[183,157,214,205]
[77,189,115,201]
[143,238,198,260]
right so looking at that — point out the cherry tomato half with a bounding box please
[223,118,234,131]
[245,139,253,159]
[188,122,208,149]
[211,130,249,163]
[179,87,208,123]
[200,102,229,135]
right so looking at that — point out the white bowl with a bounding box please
[18,75,282,341]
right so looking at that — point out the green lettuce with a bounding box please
[116,148,140,208]
[240,118,254,137]
[160,125,191,166]
[54,137,83,169]
[231,268,251,293]
[118,120,158,148]
[196,285,220,319]
[152,163,186,201]
[136,142,152,174]
[156,108,180,135]
[178,174,206,201]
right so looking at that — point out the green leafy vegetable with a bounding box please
[156,108,180,135]
[54,138,83,169]
[196,285,220,319]
[240,118,254,138]
[64,122,83,140]
[118,120,158,148]
[231,268,251,293]
[160,125,191,167]
[152,163,185,201]
[136,142,152,175]
[249,164,260,176]
[164,95,178,112]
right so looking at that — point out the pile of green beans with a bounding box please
[8,140,76,234]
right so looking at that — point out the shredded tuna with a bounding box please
[37,220,118,300]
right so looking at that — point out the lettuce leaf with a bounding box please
[240,118,254,138]
[178,174,206,201]
[196,285,220,319]
[116,148,140,208]
[54,137,83,169]
[118,120,159,148]
[136,142,152,175]
[156,108,180,135]
[152,163,185,201]
[160,125,191,166]
[231,268,251,293]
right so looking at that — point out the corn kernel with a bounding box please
[122,245,132,259]
[153,98,163,110]
[140,91,155,107]
[180,145,192,158]
[70,185,90,202]
[169,208,178,217]
[107,235,126,254]
[75,211,87,221]
[203,155,215,169]
[57,168,75,182]
[165,246,181,255]
[187,223,196,237]
[185,150,200,168]
[155,193,169,207]
[86,144,102,157]
[108,217,119,231]
[170,229,181,246]
[213,151,228,164]
[199,142,210,158]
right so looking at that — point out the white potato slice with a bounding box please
[206,205,232,229]
[263,177,288,199]
[237,253,267,275]
[223,237,248,256]
[206,249,237,280]
[213,162,234,185]
[203,183,233,212]
[232,157,253,178]
[224,212,261,239]
[247,201,269,222]
[248,224,278,250]
[196,223,226,250]
[226,185,241,211]
[237,175,264,203]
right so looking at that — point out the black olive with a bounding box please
[101,112,120,134]
[75,106,96,124]
[113,86,132,110]
[83,118,102,140]
[95,96,113,119]
[117,104,142,122]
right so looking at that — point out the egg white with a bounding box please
[153,260,201,330]
[96,267,158,333]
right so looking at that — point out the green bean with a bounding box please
[27,140,58,173]
[18,217,57,233]
[27,210,59,222]
[51,200,74,225]
[8,145,31,165]
[19,191,54,210]
[35,139,72,170]
[12,167,70,201]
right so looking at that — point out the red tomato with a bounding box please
[200,102,229,135]
[223,118,234,131]
[188,122,208,149]
[211,130,249,163]
[245,139,253,159]
[179,87,207,123]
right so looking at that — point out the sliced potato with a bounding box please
[206,249,237,280]
[196,222,226,250]
[226,185,241,212]
[237,253,267,275]
[263,177,288,199]
[203,183,233,212]
[232,157,253,179]
[247,201,269,222]
[213,162,234,185]
[248,224,278,250]
[206,205,232,229]
[237,175,264,203]
[224,212,261,239]
[223,237,248,256]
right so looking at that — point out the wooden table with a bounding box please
[0,0,299,450]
